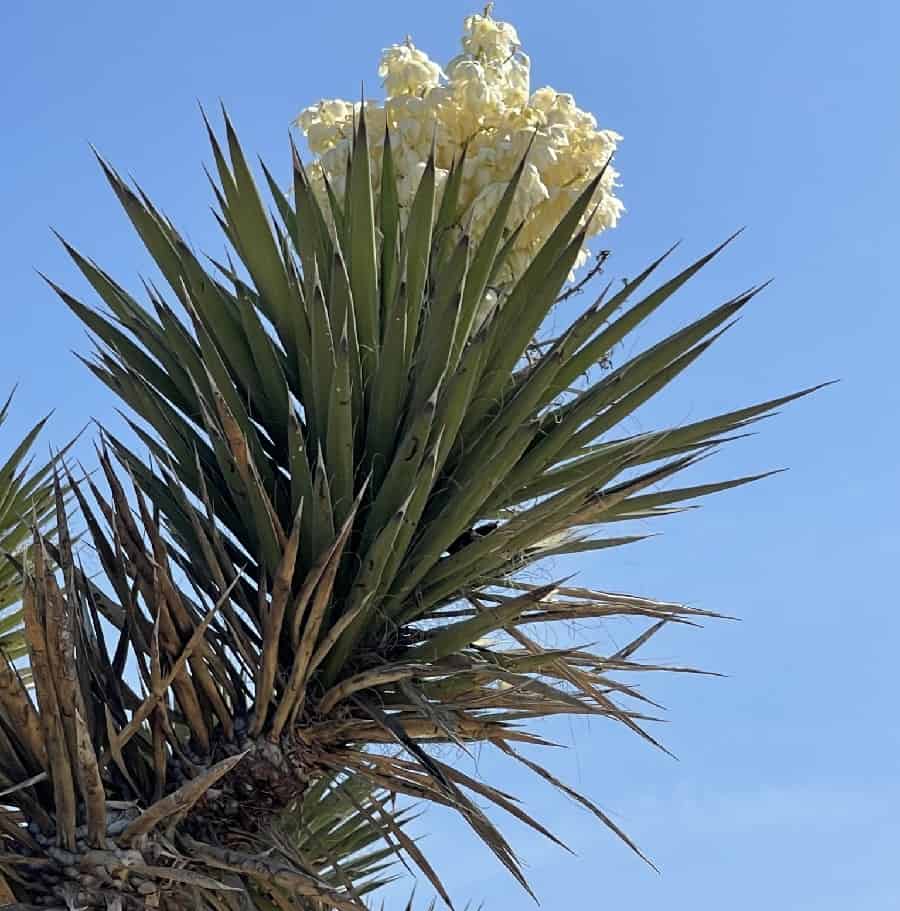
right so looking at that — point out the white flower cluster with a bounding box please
[295,9,623,286]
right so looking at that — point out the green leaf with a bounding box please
[346,108,380,383]
[402,151,437,363]
[326,317,356,527]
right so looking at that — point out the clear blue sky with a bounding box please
[2,2,898,908]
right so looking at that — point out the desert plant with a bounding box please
[0,9,821,910]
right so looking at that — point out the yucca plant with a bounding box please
[0,17,822,904]
[0,390,58,668]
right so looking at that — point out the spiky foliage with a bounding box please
[11,110,819,909]
[0,390,57,665]
[0,479,410,909]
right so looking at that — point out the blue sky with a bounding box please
[2,1,899,908]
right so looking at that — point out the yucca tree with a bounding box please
[0,108,821,911]
[0,390,58,668]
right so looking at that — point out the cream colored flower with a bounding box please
[461,12,520,61]
[294,9,623,286]
[378,40,444,97]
